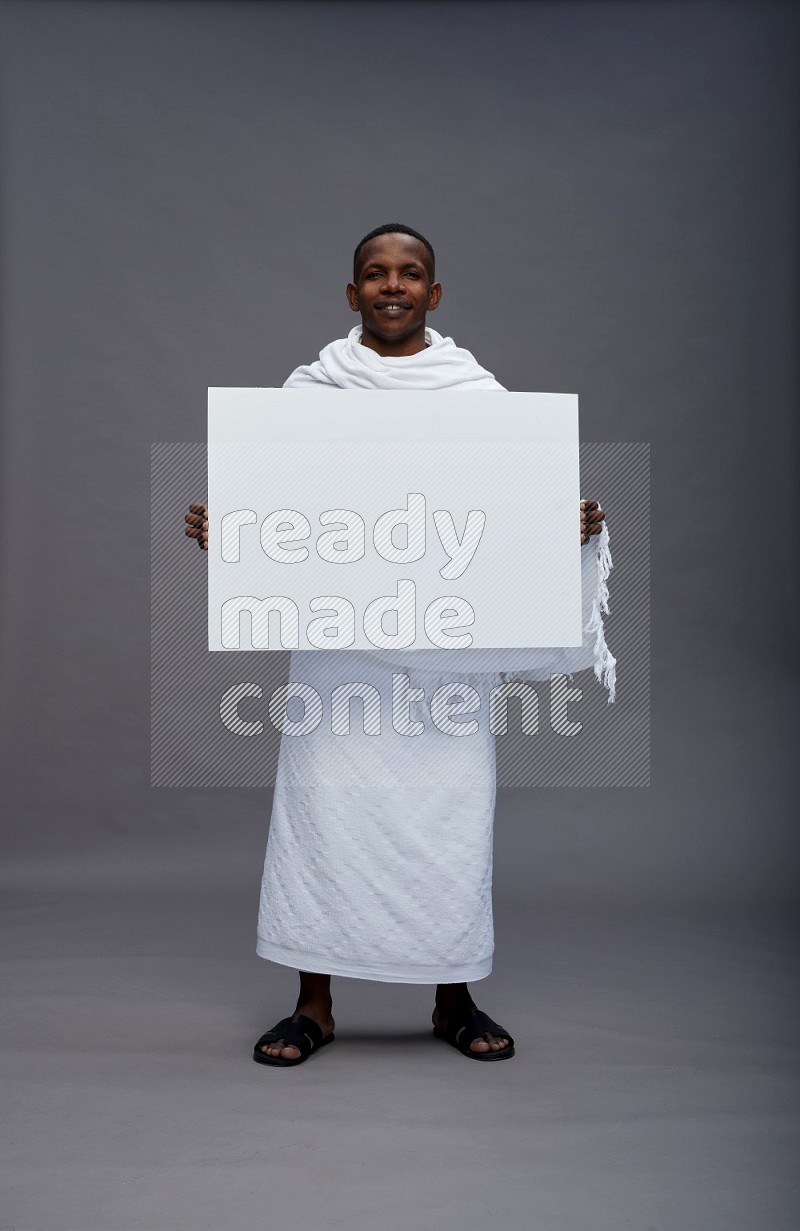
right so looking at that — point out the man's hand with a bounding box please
[185,502,208,550]
[580,499,605,545]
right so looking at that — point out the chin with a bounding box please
[368,319,419,341]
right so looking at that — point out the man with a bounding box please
[185,224,609,1065]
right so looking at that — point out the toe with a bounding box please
[469,1037,491,1052]
[259,1038,302,1060]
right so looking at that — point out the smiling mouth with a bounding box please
[376,302,412,314]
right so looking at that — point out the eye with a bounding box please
[404,270,421,278]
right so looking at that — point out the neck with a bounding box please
[359,321,428,357]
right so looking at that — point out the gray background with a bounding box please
[0,2,797,1229]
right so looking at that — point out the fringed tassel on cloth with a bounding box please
[379,519,617,707]
[588,520,617,704]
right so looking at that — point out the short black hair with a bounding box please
[353,223,435,279]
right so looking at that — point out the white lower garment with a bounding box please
[256,648,499,984]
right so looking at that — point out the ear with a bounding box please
[346,282,360,312]
[427,282,443,311]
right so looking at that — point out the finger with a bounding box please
[588,522,602,536]
[586,508,605,523]
[188,503,208,515]
[185,513,200,527]
[185,525,200,538]
[582,499,599,511]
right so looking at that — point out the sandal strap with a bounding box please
[255,1014,324,1056]
[453,1009,514,1048]
[292,1014,324,1048]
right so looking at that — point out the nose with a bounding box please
[380,269,405,294]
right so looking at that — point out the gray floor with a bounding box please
[2,843,798,1231]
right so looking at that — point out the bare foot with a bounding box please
[432,997,511,1055]
[258,1004,335,1061]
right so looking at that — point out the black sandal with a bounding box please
[253,1014,335,1067]
[433,1007,515,1062]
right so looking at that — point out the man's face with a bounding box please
[346,233,442,355]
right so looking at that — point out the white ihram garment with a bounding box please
[256,327,616,983]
